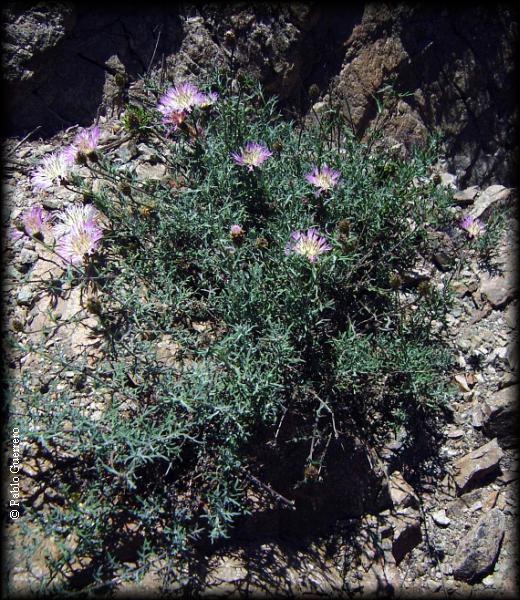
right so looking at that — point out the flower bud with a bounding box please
[224,29,236,45]
[75,151,89,166]
[389,272,403,289]
[417,280,431,296]
[337,219,350,235]
[304,463,319,481]
[230,224,245,243]
[119,182,132,196]
[255,236,269,250]
[139,205,154,218]
[308,84,320,101]
[86,298,102,315]
[11,319,24,332]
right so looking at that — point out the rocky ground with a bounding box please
[3,114,518,597]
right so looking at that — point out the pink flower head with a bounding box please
[284,228,332,263]
[158,83,206,116]
[304,164,341,195]
[230,224,245,242]
[55,221,103,265]
[63,126,101,164]
[20,206,50,237]
[231,142,272,171]
[31,151,71,191]
[199,91,219,108]
[53,205,102,239]
[460,215,485,239]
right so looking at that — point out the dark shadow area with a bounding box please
[395,5,519,188]
[3,5,183,137]
[280,4,365,120]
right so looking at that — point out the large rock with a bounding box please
[332,4,518,186]
[452,508,505,582]
[469,185,513,220]
[2,6,183,135]
[482,385,519,448]
[389,508,422,564]
[3,4,518,186]
[388,471,419,510]
[452,438,504,495]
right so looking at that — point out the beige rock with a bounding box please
[470,185,512,220]
[135,162,167,181]
[452,438,504,495]
[479,272,515,309]
[388,471,419,509]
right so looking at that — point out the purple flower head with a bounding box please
[21,206,50,238]
[55,221,103,265]
[284,228,332,263]
[31,151,71,191]
[53,205,102,239]
[10,227,24,242]
[460,215,485,239]
[158,83,206,116]
[231,142,272,171]
[304,164,341,195]
[63,126,101,164]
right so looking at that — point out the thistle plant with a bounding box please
[460,214,485,239]
[304,164,341,195]
[7,71,484,595]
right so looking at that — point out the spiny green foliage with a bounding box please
[10,71,466,593]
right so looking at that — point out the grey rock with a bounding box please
[433,251,455,272]
[18,248,38,266]
[431,509,450,527]
[135,162,167,181]
[439,172,458,189]
[507,342,519,371]
[453,186,479,206]
[41,195,64,210]
[504,300,517,329]
[452,508,505,582]
[452,438,504,495]
[116,140,139,162]
[481,385,519,448]
[17,285,35,306]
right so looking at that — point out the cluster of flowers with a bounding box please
[14,204,103,266]
[31,127,101,191]
[229,142,341,261]
[230,148,339,261]
[15,126,105,265]
[20,83,484,269]
[157,84,342,263]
